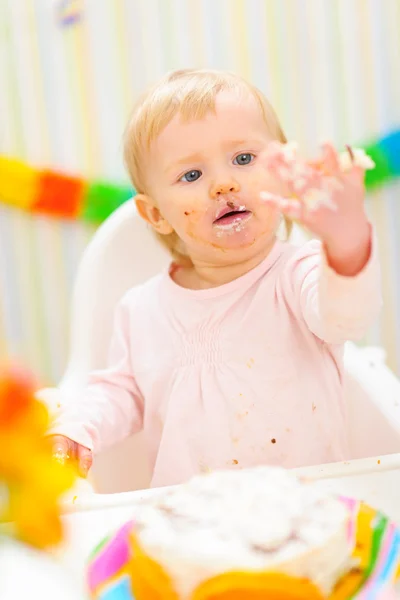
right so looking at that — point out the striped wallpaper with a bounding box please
[0,0,399,384]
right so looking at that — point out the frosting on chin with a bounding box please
[132,467,353,599]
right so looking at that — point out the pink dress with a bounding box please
[49,238,381,488]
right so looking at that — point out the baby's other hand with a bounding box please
[51,434,93,478]
[262,142,372,276]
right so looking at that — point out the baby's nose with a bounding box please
[210,180,240,198]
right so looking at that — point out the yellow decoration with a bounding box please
[0,157,39,209]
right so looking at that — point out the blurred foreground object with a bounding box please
[0,365,76,549]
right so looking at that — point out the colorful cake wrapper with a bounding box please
[87,498,400,600]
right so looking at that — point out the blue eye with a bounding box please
[180,169,202,182]
[233,153,254,166]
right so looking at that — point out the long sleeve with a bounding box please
[46,298,144,453]
[284,232,382,345]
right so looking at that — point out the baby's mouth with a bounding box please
[213,206,252,226]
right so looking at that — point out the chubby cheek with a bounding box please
[255,147,291,195]
[179,201,223,247]
[158,193,199,230]
[246,174,282,231]
[257,203,281,230]
[170,202,206,242]
[248,165,290,198]
[177,192,208,225]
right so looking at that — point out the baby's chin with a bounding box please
[211,229,259,251]
[213,216,278,248]
[187,229,276,265]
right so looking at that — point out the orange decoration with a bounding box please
[129,533,179,600]
[32,170,86,218]
[191,571,324,600]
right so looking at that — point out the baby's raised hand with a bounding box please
[51,434,93,478]
[262,142,374,276]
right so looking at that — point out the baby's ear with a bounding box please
[134,194,173,235]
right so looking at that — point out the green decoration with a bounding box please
[364,144,392,190]
[81,182,134,223]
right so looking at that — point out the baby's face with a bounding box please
[144,90,286,263]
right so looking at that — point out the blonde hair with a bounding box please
[123,69,291,264]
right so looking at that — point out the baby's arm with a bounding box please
[285,237,381,344]
[46,296,144,457]
[265,142,381,343]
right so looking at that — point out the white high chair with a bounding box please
[50,201,400,503]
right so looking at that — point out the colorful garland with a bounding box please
[0,156,134,224]
[0,129,398,225]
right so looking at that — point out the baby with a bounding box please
[49,69,381,488]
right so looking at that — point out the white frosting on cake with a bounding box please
[133,468,353,599]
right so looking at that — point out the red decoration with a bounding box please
[32,171,86,218]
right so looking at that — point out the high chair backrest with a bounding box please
[58,201,170,492]
[60,200,170,392]
[58,201,400,493]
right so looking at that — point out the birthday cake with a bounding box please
[86,466,399,599]
[126,468,350,598]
